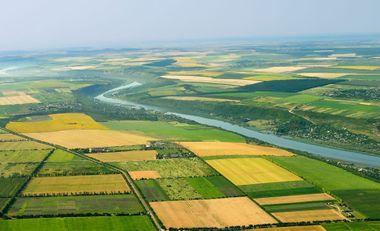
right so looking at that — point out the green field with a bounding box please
[0,177,27,197]
[205,175,245,197]
[186,177,226,199]
[263,201,331,213]
[8,194,144,217]
[0,197,10,212]
[135,180,169,201]
[0,215,155,231]
[0,141,51,151]
[239,180,322,198]
[156,178,202,200]
[0,163,38,177]
[268,156,380,218]
[323,221,380,231]
[114,158,217,178]
[0,150,50,163]
[103,120,244,142]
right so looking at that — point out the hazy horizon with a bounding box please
[1,0,379,51]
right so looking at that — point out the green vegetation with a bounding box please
[0,215,155,231]
[0,150,50,163]
[186,177,225,199]
[323,221,380,231]
[0,177,27,197]
[8,194,144,217]
[268,156,380,219]
[135,179,169,201]
[263,201,331,213]
[114,158,218,178]
[156,178,202,200]
[103,120,244,142]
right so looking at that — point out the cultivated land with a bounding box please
[24,130,155,149]
[161,75,261,86]
[129,171,161,180]
[22,174,130,196]
[272,209,346,223]
[254,225,327,231]
[0,92,39,106]
[207,157,301,185]
[179,142,294,157]
[255,193,335,205]
[87,150,157,162]
[150,197,277,228]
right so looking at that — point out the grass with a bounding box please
[240,181,322,198]
[268,156,380,219]
[6,113,106,133]
[323,221,380,231]
[103,120,245,142]
[0,215,156,231]
[186,177,225,199]
[114,158,217,178]
[0,150,50,163]
[0,177,28,197]
[135,179,169,201]
[156,178,202,200]
[8,194,144,217]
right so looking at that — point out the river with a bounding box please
[95,82,380,168]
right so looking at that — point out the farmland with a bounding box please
[87,150,157,162]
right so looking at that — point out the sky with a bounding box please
[0,0,379,50]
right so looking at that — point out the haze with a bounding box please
[0,0,379,50]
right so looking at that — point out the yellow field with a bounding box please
[272,209,346,223]
[253,225,326,231]
[174,57,206,67]
[206,158,301,185]
[335,65,380,70]
[254,66,307,73]
[22,174,130,196]
[0,141,51,151]
[0,133,26,141]
[179,142,294,157]
[6,113,106,133]
[165,96,240,103]
[0,93,39,106]
[298,73,349,78]
[161,75,261,86]
[24,129,155,149]
[254,193,335,205]
[129,170,161,180]
[150,197,277,229]
[166,70,222,77]
[87,150,157,162]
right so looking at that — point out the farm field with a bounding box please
[0,141,51,151]
[272,209,345,223]
[268,156,380,219]
[0,215,156,231]
[129,170,160,180]
[150,197,277,228]
[24,129,155,149]
[87,150,157,162]
[0,134,26,141]
[8,194,144,217]
[323,221,380,231]
[0,177,27,197]
[135,179,169,201]
[0,150,50,163]
[161,75,261,86]
[179,141,294,157]
[114,158,217,178]
[0,93,40,106]
[254,225,327,231]
[207,157,301,185]
[103,120,245,142]
[22,174,130,196]
[255,193,335,205]
[0,163,39,177]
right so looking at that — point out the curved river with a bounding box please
[95,82,380,167]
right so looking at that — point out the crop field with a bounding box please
[164,96,240,103]
[272,209,345,223]
[0,93,40,106]
[0,150,50,163]
[103,120,244,142]
[254,66,307,73]
[255,193,335,205]
[129,170,160,180]
[179,142,294,157]
[24,129,155,149]
[22,174,130,196]
[150,197,277,228]
[263,201,331,213]
[298,73,349,78]
[0,197,10,212]
[254,225,327,231]
[8,194,144,217]
[0,141,51,151]
[268,156,380,219]
[0,134,26,141]
[87,150,157,162]
[6,113,106,133]
[207,157,301,185]
[0,215,156,231]
[161,75,261,86]
[0,177,27,197]
[135,179,169,201]
[115,158,217,178]
[323,221,380,231]
[0,163,38,177]
[155,178,203,200]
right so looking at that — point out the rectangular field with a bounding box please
[150,197,277,228]
[8,194,144,217]
[0,163,38,177]
[0,177,28,197]
[0,141,51,151]
[136,179,169,201]
[0,94,40,106]
[22,174,130,196]
[87,150,157,162]
[0,134,26,141]
[129,171,161,180]
[161,75,261,86]
[254,225,327,231]
[179,142,294,157]
[24,130,155,149]
[272,209,345,223]
[0,150,50,163]
[255,193,335,205]
[207,158,301,185]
